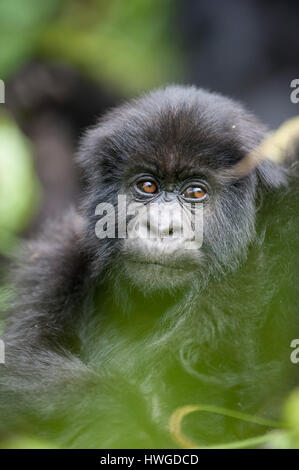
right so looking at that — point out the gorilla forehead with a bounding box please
[84,86,266,180]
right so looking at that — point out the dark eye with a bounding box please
[136,180,158,195]
[182,186,206,201]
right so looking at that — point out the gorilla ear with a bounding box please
[256,159,288,190]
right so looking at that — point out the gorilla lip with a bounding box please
[125,256,191,272]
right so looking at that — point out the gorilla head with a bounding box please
[77,86,286,293]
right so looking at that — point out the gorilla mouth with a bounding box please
[134,260,182,269]
[125,257,192,272]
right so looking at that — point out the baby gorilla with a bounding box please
[1,86,298,448]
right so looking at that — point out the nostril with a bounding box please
[168,227,174,236]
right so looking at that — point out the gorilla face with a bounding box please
[78,86,282,292]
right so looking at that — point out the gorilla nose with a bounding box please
[145,214,182,239]
[156,223,176,238]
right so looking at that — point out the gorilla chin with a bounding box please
[121,246,202,293]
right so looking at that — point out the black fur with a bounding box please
[1,86,298,448]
